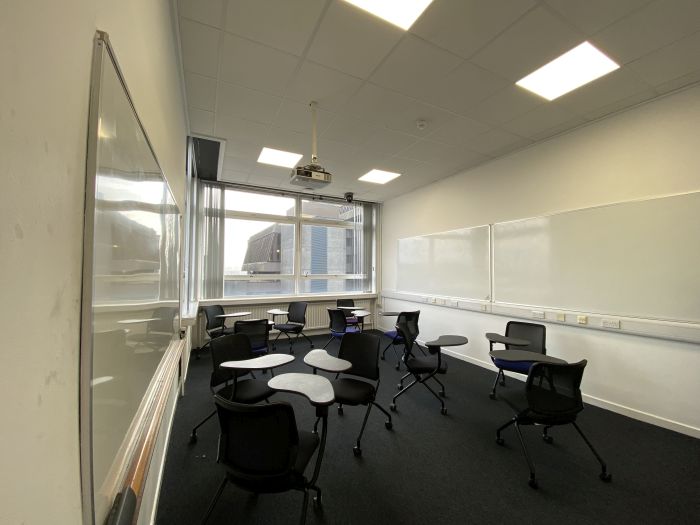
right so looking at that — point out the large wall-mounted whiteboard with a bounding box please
[493,192,700,322]
[397,225,490,300]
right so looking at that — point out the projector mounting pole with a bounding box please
[310,101,318,166]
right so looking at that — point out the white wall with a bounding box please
[381,85,700,436]
[0,1,187,523]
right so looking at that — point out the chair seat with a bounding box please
[250,342,269,354]
[209,326,236,338]
[332,378,375,405]
[331,326,360,337]
[346,317,359,324]
[383,330,404,341]
[218,379,273,404]
[493,358,533,374]
[406,356,448,374]
[274,323,303,333]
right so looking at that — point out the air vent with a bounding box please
[191,135,225,181]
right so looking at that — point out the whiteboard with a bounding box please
[493,192,700,322]
[396,225,490,300]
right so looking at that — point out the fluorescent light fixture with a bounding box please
[359,169,401,184]
[516,41,619,101]
[342,0,434,30]
[257,147,303,168]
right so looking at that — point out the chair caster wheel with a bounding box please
[397,383,402,389]
[439,390,445,397]
[385,421,393,430]
[353,446,362,457]
[313,494,322,509]
[528,478,539,489]
[542,435,553,444]
[600,472,612,482]
[440,407,447,415]
[389,403,396,412]
[189,432,198,444]
[496,437,504,446]
[395,364,400,371]
[380,355,385,360]
[489,392,496,400]
[310,344,314,348]
[337,406,343,415]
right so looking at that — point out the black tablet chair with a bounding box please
[331,332,392,457]
[202,396,323,525]
[495,360,611,489]
[196,305,235,359]
[189,333,274,444]
[272,301,314,354]
[489,321,546,399]
[322,308,360,349]
[234,318,270,356]
[127,306,177,349]
[336,298,360,326]
[391,322,449,415]
[382,311,422,370]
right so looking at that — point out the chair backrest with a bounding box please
[202,305,225,332]
[395,320,419,356]
[287,301,307,324]
[215,396,299,477]
[234,319,270,352]
[209,333,253,388]
[327,308,347,333]
[526,360,586,419]
[505,321,546,354]
[337,332,380,381]
[396,311,420,338]
[337,298,355,318]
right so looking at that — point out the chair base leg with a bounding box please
[490,369,504,399]
[190,409,216,444]
[573,422,611,481]
[201,477,227,524]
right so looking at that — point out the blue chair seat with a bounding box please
[331,326,361,338]
[274,322,303,333]
[346,316,359,325]
[493,359,533,374]
[383,330,404,341]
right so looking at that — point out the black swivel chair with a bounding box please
[234,318,271,356]
[331,332,392,457]
[202,396,323,525]
[189,333,274,444]
[391,321,449,415]
[272,301,314,354]
[196,305,235,359]
[323,308,360,349]
[490,321,546,399]
[382,311,422,370]
[495,360,611,489]
[336,298,360,326]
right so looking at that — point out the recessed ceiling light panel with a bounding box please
[257,147,303,168]
[359,169,401,184]
[342,0,434,30]
[516,41,620,101]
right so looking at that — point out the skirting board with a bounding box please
[439,347,700,439]
[382,290,700,344]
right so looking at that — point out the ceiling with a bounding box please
[177,0,700,202]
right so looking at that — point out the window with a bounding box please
[195,184,375,299]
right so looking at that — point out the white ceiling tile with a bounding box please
[250,163,291,180]
[395,139,463,164]
[545,0,653,35]
[555,68,653,116]
[593,0,700,64]
[189,107,215,135]
[501,104,584,139]
[411,0,537,58]
[306,0,404,79]
[626,30,700,87]
[471,6,584,81]
[284,61,363,112]
[179,0,226,29]
[265,127,312,159]
[466,128,531,155]
[358,128,419,158]
[653,69,700,96]
[219,33,300,96]
[185,72,217,111]
[223,155,255,174]
[418,61,510,114]
[179,18,222,78]
[216,81,282,123]
[272,100,334,136]
[322,116,379,147]
[427,115,492,146]
[220,169,250,183]
[582,89,659,120]
[214,114,269,158]
[370,35,462,100]
[316,137,362,165]
[224,0,325,56]
[465,85,545,125]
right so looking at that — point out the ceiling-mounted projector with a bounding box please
[290,101,332,189]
